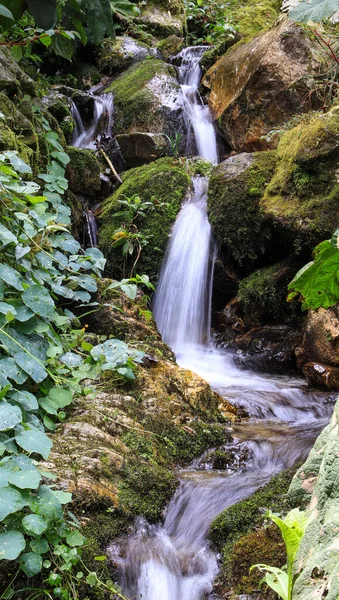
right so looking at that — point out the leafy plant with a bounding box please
[288,230,339,310]
[0,113,141,598]
[164,132,182,158]
[184,0,237,45]
[283,0,338,23]
[251,508,310,600]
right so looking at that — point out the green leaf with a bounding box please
[22,284,55,318]
[14,352,47,384]
[0,264,23,291]
[83,0,114,45]
[8,467,41,490]
[269,508,310,565]
[53,490,72,504]
[30,537,49,554]
[0,486,24,521]
[20,551,43,577]
[250,564,289,600]
[10,45,22,61]
[31,485,63,522]
[22,514,48,535]
[86,572,98,587]
[15,426,52,459]
[66,530,85,547]
[0,402,22,431]
[48,388,73,408]
[0,531,25,560]
[15,306,35,322]
[6,152,31,174]
[288,0,338,22]
[0,223,17,246]
[0,4,14,20]
[27,0,57,29]
[11,391,39,411]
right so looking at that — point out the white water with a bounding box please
[71,88,114,149]
[110,47,334,600]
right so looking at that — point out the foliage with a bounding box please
[0,115,141,597]
[251,508,310,600]
[111,194,156,277]
[0,0,140,62]
[288,231,339,310]
[164,132,182,158]
[184,0,237,45]
[283,0,338,23]
[308,26,339,109]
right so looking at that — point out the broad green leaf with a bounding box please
[66,530,85,547]
[20,551,43,577]
[27,0,57,28]
[48,388,72,408]
[0,4,14,19]
[7,152,31,173]
[15,306,34,322]
[29,537,49,554]
[0,531,25,560]
[251,564,289,600]
[59,352,83,368]
[53,490,72,504]
[0,264,23,291]
[14,352,47,383]
[10,391,38,412]
[269,509,310,565]
[0,402,22,431]
[22,284,55,318]
[288,0,338,22]
[0,486,24,520]
[8,468,41,490]
[0,223,17,246]
[83,0,114,45]
[31,485,63,522]
[22,514,48,535]
[0,357,27,385]
[15,426,52,459]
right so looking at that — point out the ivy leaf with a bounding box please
[0,486,25,520]
[0,223,17,246]
[15,426,52,459]
[0,531,25,560]
[14,352,47,383]
[0,264,23,291]
[0,402,22,431]
[22,285,55,318]
[20,551,43,577]
[8,468,41,490]
[22,514,48,535]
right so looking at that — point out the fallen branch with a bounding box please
[99,148,123,184]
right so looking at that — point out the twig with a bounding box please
[99,148,122,184]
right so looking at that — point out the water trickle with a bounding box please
[70,90,114,149]
[111,47,335,600]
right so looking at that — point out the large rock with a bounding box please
[66,146,101,198]
[97,36,158,75]
[105,59,184,136]
[0,47,36,97]
[261,109,339,253]
[288,400,339,600]
[234,325,300,373]
[135,0,185,38]
[99,157,191,281]
[207,151,277,266]
[116,132,169,168]
[202,20,320,152]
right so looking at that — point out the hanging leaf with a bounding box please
[26,0,57,29]
[82,0,114,45]
[15,426,52,459]
[0,531,25,560]
[22,284,55,318]
[0,4,14,20]
[0,486,25,521]
[0,403,22,431]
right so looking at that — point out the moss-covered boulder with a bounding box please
[116,132,169,168]
[99,157,191,281]
[288,400,339,600]
[135,0,186,38]
[261,109,339,253]
[207,151,277,266]
[97,36,158,75]
[105,59,184,136]
[66,146,102,198]
[156,34,184,59]
[203,21,319,151]
[0,47,36,97]
[210,468,296,597]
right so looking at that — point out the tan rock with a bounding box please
[295,307,339,369]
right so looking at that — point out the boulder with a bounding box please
[116,132,169,168]
[135,0,186,38]
[302,362,339,390]
[105,59,184,137]
[0,47,36,97]
[261,109,339,253]
[156,34,184,60]
[99,157,191,281]
[66,146,102,198]
[234,325,300,373]
[202,20,320,152]
[295,307,339,370]
[207,151,277,266]
[97,36,158,75]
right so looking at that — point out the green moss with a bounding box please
[238,261,300,323]
[66,146,101,197]
[207,151,278,265]
[70,62,101,90]
[228,0,281,40]
[156,34,183,59]
[60,115,75,143]
[99,157,190,281]
[105,59,179,134]
[98,36,156,75]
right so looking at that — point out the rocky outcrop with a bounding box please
[234,325,301,373]
[66,146,102,199]
[288,399,339,600]
[116,132,169,168]
[135,0,186,38]
[99,157,191,281]
[105,59,184,137]
[97,36,158,75]
[202,20,320,152]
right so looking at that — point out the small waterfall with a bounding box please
[153,177,215,351]
[70,90,114,149]
[83,209,98,248]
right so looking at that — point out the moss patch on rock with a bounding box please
[99,157,191,281]
[66,146,102,198]
[207,151,277,266]
[97,36,157,75]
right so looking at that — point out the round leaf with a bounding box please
[49,388,72,408]
[0,402,22,431]
[0,486,24,520]
[0,531,25,560]
[66,530,85,547]
[22,514,48,535]
[8,468,41,490]
[20,551,43,577]
[15,426,52,459]
[22,285,55,318]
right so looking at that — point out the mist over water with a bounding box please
[110,47,334,600]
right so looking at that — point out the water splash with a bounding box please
[70,91,114,149]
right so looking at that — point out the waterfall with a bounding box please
[70,89,114,149]
[111,47,335,600]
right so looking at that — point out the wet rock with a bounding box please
[116,132,169,168]
[213,297,247,347]
[234,325,300,373]
[97,36,158,75]
[288,399,339,600]
[295,307,339,371]
[207,152,277,266]
[105,59,185,137]
[156,34,184,60]
[202,20,320,152]
[66,146,101,198]
[135,0,186,38]
[0,47,36,97]
[302,362,339,390]
[212,256,239,311]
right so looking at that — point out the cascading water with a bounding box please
[70,87,114,149]
[111,47,335,600]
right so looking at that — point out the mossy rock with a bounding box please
[156,34,184,59]
[261,110,339,253]
[66,146,101,198]
[99,157,191,281]
[68,62,101,90]
[97,36,158,75]
[135,0,186,38]
[105,59,183,136]
[207,151,278,266]
[0,47,36,97]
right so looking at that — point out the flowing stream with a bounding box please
[110,47,334,599]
